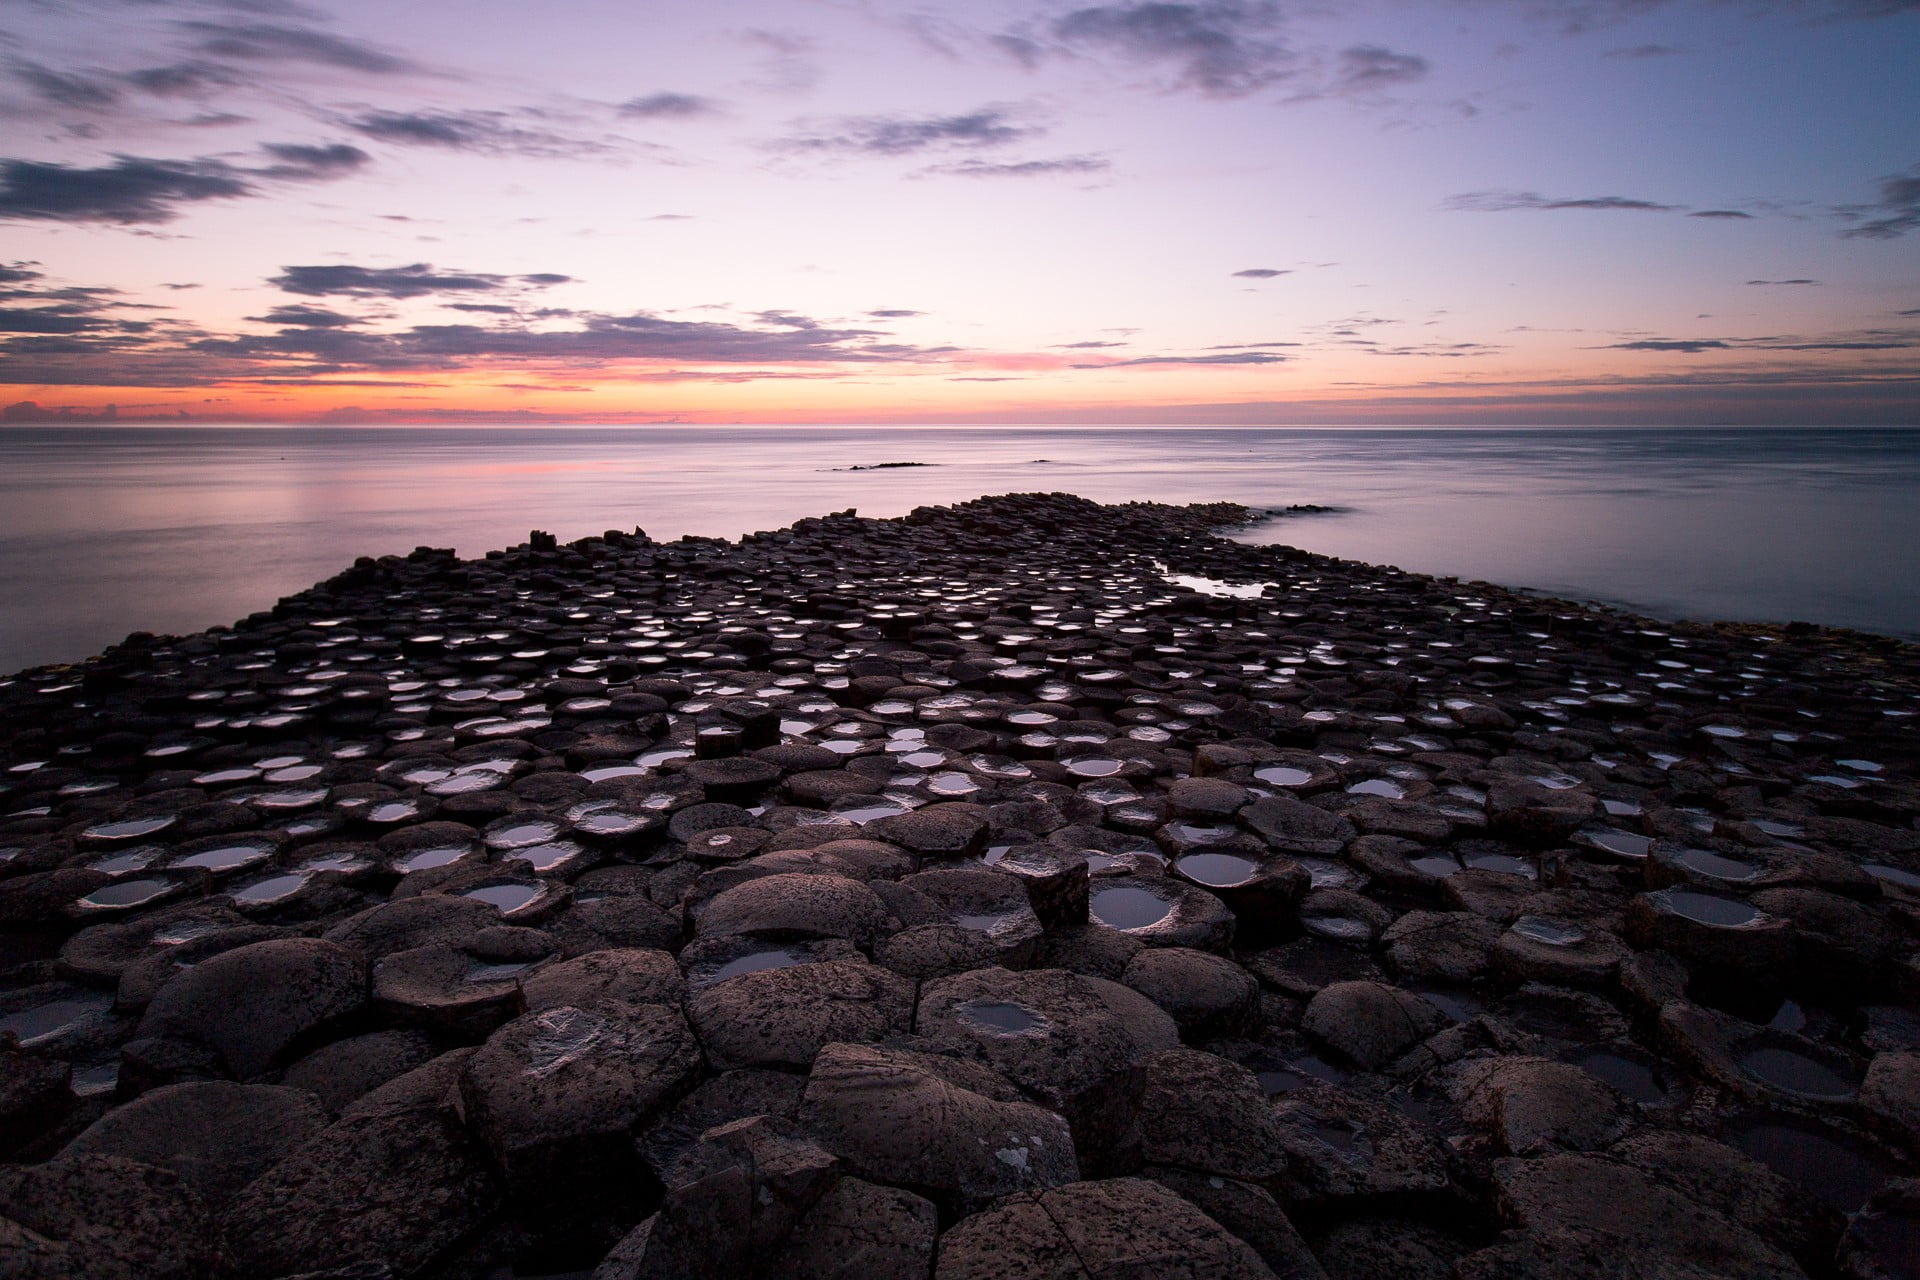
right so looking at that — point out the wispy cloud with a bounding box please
[1608,339,1732,351]
[178,21,417,75]
[919,155,1109,178]
[779,108,1039,156]
[1331,45,1429,92]
[8,61,122,111]
[268,263,569,298]
[1073,350,1288,367]
[1232,267,1288,278]
[618,92,723,120]
[256,142,370,180]
[342,108,611,158]
[1445,190,1679,212]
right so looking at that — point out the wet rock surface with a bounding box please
[0,491,1915,1277]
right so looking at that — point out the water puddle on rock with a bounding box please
[1302,914,1373,942]
[1727,1118,1891,1212]
[1580,829,1650,859]
[1064,756,1126,778]
[953,910,1023,936]
[1654,889,1762,928]
[0,992,115,1048]
[567,801,653,837]
[464,883,545,914]
[638,747,694,769]
[832,798,912,825]
[89,848,162,876]
[83,815,176,842]
[231,872,309,905]
[1737,1041,1858,1101]
[1511,916,1587,947]
[1409,853,1461,879]
[1672,848,1761,883]
[1864,864,1920,892]
[70,1060,120,1098]
[1346,779,1406,800]
[395,844,475,873]
[76,877,178,910]
[708,948,805,983]
[579,764,648,784]
[504,841,586,874]
[171,840,275,873]
[487,819,562,850]
[1175,852,1258,887]
[1254,766,1314,787]
[955,1000,1049,1035]
[1464,852,1535,878]
[1566,1046,1667,1104]
[1090,885,1173,930]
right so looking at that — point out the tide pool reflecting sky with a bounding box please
[1,425,1914,672]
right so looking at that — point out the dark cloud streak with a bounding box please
[179,22,417,75]
[1045,2,1293,98]
[0,155,251,223]
[1445,190,1678,212]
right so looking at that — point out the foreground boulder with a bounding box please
[0,1154,216,1280]
[915,967,1175,1169]
[219,1053,501,1278]
[134,937,367,1079]
[58,1080,325,1208]
[799,1042,1079,1211]
[934,1178,1278,1279]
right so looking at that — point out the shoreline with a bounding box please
[2,491,1917,1277]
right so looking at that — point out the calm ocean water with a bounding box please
[1,424,1916,673]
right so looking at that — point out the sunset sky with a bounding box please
[1,0,1915,424]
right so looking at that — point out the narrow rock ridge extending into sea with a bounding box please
[2,490,1917,1280]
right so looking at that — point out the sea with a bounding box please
[1,424,1916,675]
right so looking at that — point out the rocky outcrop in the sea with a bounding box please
[1,491,1917,1278]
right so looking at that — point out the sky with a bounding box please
[0,0,1915,426]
